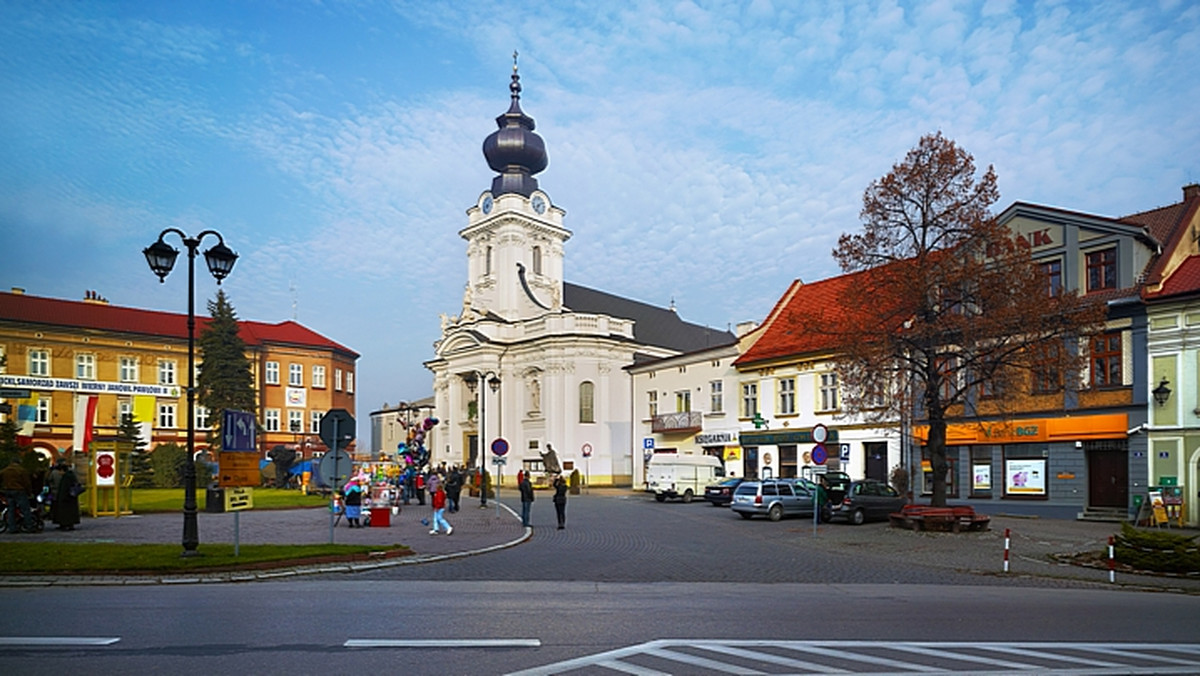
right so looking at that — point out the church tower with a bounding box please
[458,55,571,323]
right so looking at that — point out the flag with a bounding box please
[17,393,37,437]
[72,394,99,452]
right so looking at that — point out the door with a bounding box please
[864,442,888,482]
[1087,442,1128,509]
[744,446,759,480]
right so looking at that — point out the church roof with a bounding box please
[563,282,735,353]
[481,53,547,197]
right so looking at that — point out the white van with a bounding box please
[646,454,725,503]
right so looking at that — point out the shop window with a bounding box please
[969,446,997,498]
[1002,446,1047,499]
[920,447,959,498]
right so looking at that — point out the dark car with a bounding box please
[703,477,745,506]
[825,479,907,525]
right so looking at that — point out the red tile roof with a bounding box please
[0,291,358,357]
[1131,186,1200,300]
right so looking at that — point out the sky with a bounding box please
[2,0,1198,447]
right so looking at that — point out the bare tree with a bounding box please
[815,133,1104,506]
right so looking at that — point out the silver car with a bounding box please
[731,479,820,521]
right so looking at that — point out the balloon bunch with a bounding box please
[396,417,439,472]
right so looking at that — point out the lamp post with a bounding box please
[1152,378,1172,407]
[144,228,238,556]
[464,370,501,508]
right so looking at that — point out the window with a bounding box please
[289,363,303,387]
[709,380,724,413]
[675,389,691,413]
[532,246,542,275]
[778,377,796,415]
[934,356,957,402]
[1086,247,1117,293]
[119,400,132,423]
[158,360,177,385]
[1090,332,1122,388]
[485,246,493,276]
[1040,259,1063,297]
[264,409,280,432]
[1031,341,1062,394]
[579,381,595,423]
[158,403,177,428]
[75,353,96,380]
[647,391,658,418]
[818,373,838,411]
[119,356,139,383]
[310,410,322,434]
[288,410,303,433]
[346,372,354,394]
[265,361,280,385]
[335,369,343,391]
[29,349,49,377]
[741,383,758,417]
[312,365,326,388]
[36,398,50,424]
[780,444,797,478]
[196,405,210,430]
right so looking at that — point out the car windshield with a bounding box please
[733,483,758,496]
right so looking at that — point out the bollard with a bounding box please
[1003,528,1011,573]
[1108,535,1115,583]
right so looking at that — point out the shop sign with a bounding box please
[696,432,736,445]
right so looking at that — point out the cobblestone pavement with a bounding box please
[3,488,1198,592]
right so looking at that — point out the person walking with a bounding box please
[519,471,535,528]
[429,482,452,535]
[552,474,568,530]
[47,459,81,531]
[445,466,463,513]
[343,480,364,528]
[1,457,34,533]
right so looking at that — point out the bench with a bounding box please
[889,505,990,533]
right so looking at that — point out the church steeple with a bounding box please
[482,51,548,197]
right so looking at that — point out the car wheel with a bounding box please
[654,494,666,503]
[739,512,753,519]
[768,504,783,522]
[682,489,693,503]
[851,508,866,525]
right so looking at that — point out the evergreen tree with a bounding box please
[118,413,153,488]
[197,289,257,451]
[150,442,187,488]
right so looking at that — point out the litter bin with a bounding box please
[205,486,225,513]
[369,506,390,527]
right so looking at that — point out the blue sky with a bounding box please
[2,0,1198,441]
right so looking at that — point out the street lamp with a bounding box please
[464,370,501,507]
[1152,378,1172,407]
[144,228,238,556]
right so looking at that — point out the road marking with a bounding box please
[507,640,1200,676]
[0,637,120,647]
[345,638,540,648]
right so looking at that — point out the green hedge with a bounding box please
[1114,522,1200,575]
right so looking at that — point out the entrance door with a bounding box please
[864,442,888,482]
[744,447,759,480]
[1087,443,1128,508]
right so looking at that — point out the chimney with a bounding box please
[1185,184,1200,201]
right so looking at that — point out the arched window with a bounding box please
[579,381,595,423]
[532,246,542,275]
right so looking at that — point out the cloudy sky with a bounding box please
[2,0,1197,441]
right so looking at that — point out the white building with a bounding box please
[425,65,732,486]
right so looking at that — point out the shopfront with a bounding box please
[914,413,1141,519]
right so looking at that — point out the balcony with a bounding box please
[652,411,703,433]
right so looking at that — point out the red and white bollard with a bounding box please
[1108,535,1115,583]
[1003,528,1011,573]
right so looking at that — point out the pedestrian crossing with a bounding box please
[507,640,1200,675]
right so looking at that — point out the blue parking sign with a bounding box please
[643,438,655,450]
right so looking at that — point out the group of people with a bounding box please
[518,470,569,530]
[1,455,82,533]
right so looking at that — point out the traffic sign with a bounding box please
[643,438,655,450]
[812,424,828,444]
[218,452,260,488]
[812,444,828,465]
[582,443,593,458]
[318,449,352,487]
[222,409,256,452]
[224,487,254,511]
[319,409,356,450]
[491,437,509,456]
[839,444,850,461]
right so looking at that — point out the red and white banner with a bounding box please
[72,394,99,452]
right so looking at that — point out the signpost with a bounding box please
[489,438,508,515]
[218,410,258,488]
[582,443,592,494]
[224,487,254,557]
[319,409,356,543]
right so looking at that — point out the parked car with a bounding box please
[703,477,745,506]
[824,479,907,525]
[731,478,820,521]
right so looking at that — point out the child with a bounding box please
[429,482,452,535]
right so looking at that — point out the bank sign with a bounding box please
[0,374,182,398]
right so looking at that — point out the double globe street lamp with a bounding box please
[463,371,501,508]
[144,228,238,556]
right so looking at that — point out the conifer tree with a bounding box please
[118,413,153,487]
[197,289,257,450]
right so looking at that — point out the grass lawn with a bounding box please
[114,487,329,513]
[0,542,410,574]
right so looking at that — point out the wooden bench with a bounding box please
[889,505,990,532]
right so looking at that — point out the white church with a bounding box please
[424,63,733,486]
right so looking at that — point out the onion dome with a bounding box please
[482,53,548,197]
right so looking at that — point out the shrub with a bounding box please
[1114,522,1200,575]
[149,443,187,489]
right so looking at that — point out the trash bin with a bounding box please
[369,506,390,527]
[205,486,225,513]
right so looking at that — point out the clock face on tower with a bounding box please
[531,195,546,214]
[482,195,494,214]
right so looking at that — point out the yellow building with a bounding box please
[0,288,358,462]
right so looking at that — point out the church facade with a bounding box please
[424,64,732,486]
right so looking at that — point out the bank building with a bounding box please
[424,64,733,486]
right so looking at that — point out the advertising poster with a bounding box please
[1005,458,1046,495]
[972,464,991,491]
